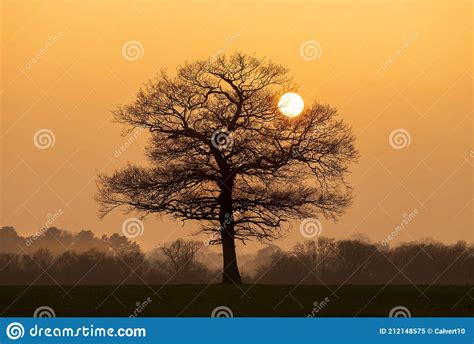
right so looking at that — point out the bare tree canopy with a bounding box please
[160,239,203,276]
[96,52,358,283]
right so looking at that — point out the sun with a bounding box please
[278,92,304,117]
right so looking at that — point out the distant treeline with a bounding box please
[255,239,472,285]
[0,226,472,285]
[0,226,216,285]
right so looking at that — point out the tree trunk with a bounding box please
[221,228,242,284]
[218,178,242,284]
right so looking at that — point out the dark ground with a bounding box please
[0,285,472,317]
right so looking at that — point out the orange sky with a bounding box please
[1,0,472,252]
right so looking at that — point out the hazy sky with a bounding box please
[1,0,472,253]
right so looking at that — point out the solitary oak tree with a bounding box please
[96,53,358,284]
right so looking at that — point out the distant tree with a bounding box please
[293,241,319,271]
[160,239,203,275]
[315,237,337,277]
[28,227,74,256]
[240,244,282,277]
[95,52,358,283]
[101,233,141,256]
[0,226,24,253]
[291,238,337,282]
[55,251,79,276]
[31,248,53,269]
[71,230,107,253]
[336,240,377,282]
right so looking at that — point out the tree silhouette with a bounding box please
[158,239,210,283]
[96,52,358,284]
[161,239,202,275]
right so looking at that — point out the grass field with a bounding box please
[0,285,471,317]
